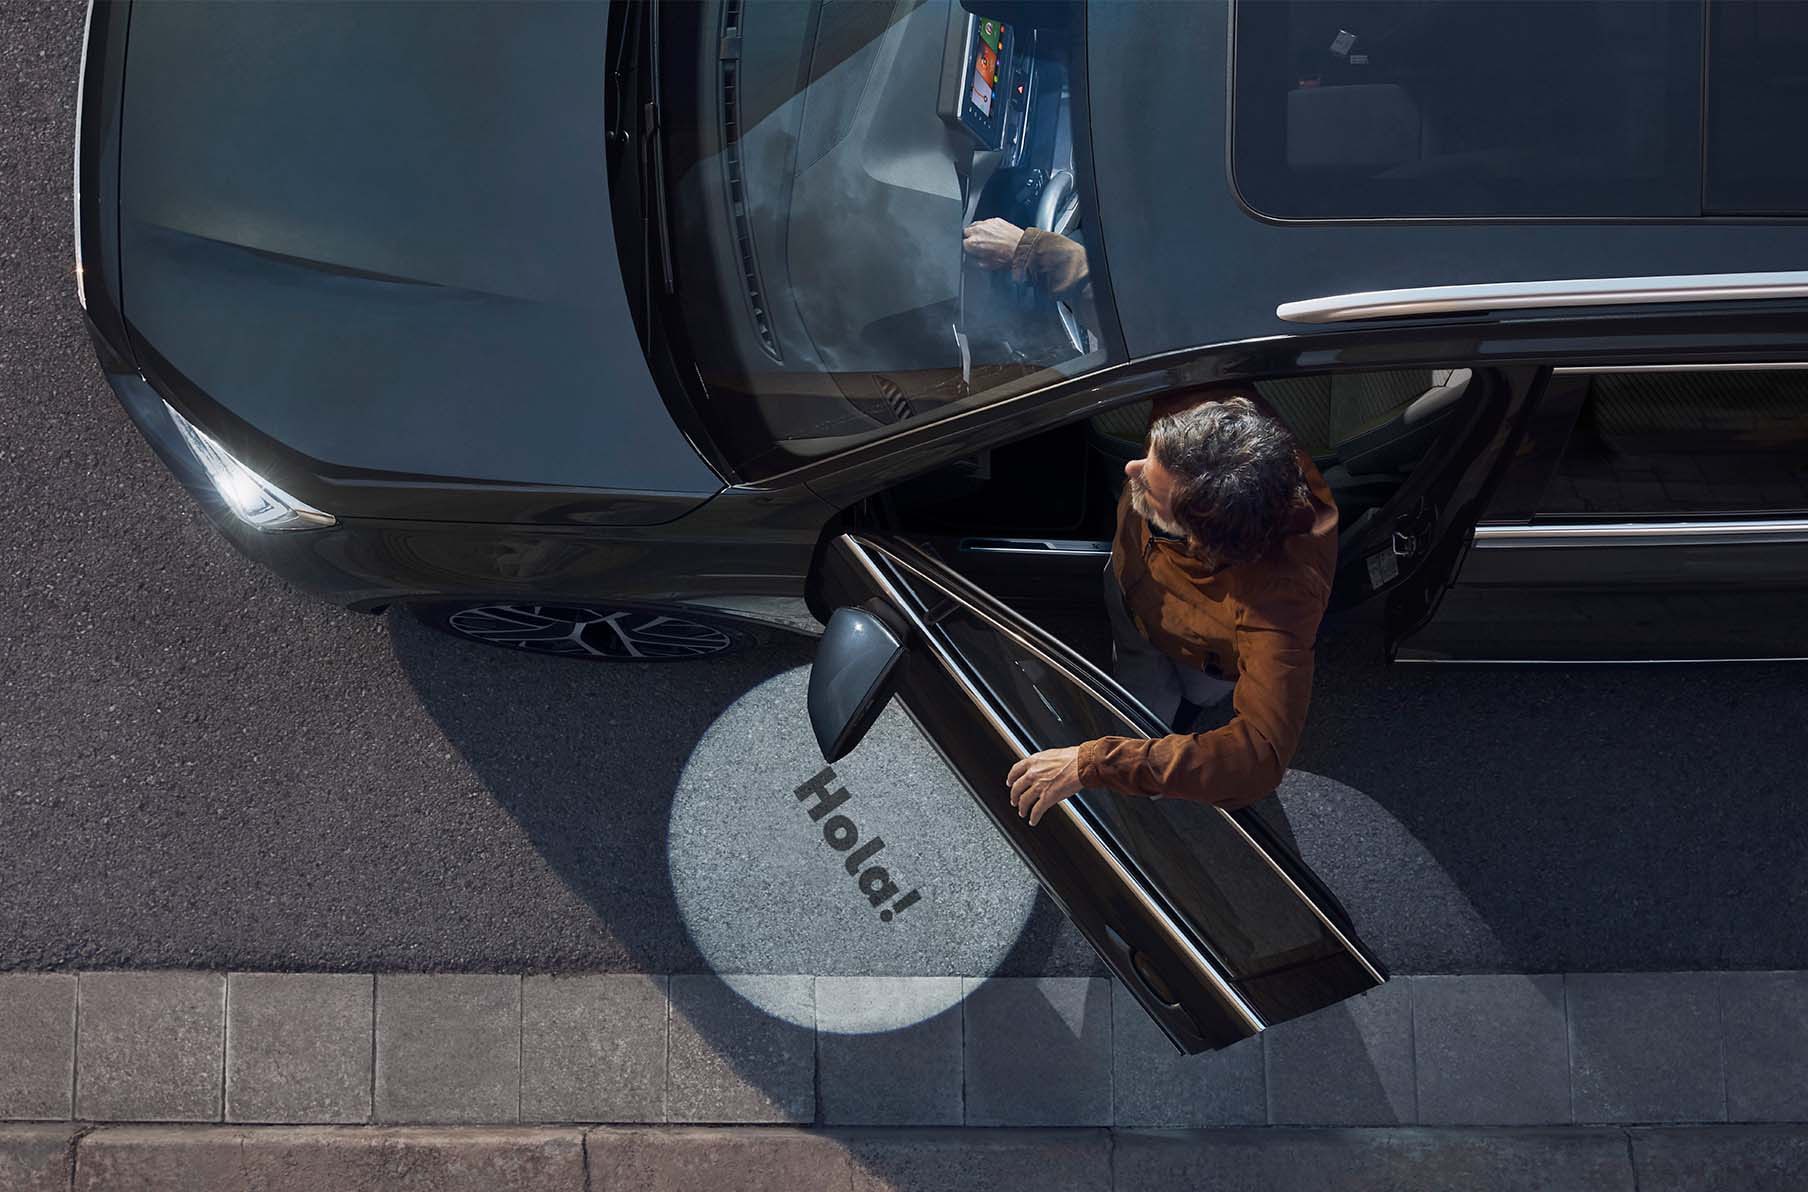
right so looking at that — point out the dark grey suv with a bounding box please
[77,0,1808,1050]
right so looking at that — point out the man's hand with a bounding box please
[963,217,1025,272]
[1006,746,1083,826]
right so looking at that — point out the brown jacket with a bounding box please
[1012,227,1091,300]
[1074,388,1338,809]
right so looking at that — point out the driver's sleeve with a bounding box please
[1072,574,1326,809]
[1012,228,1091,301]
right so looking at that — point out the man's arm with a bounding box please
[1074,575,1326,809]
[963,219,1092,300]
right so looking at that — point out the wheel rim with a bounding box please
[442,604,736,660]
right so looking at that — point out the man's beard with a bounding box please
[1128,472,1188,539]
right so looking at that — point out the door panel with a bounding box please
[809,531,1384,1053]
[1402,567,1808,662]
[1404,523,1808,662]
[1374,367,1544,654]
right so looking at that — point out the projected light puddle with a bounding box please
[668,665,1039,1033]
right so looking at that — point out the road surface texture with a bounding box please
[6,0,1808,984]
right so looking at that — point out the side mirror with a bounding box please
[808,606,905,763]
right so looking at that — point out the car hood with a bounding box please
[117,0,721,510]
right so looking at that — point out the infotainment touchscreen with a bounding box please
[959,16,1014,149]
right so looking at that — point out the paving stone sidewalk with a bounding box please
[4,971,1807,1129]
[7,1123,1808,1191]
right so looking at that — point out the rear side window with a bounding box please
[1232,0,1702,219]
[1539,371,1808,517]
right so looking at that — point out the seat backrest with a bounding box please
[1255,376,1333,455]
[1336,369,1474,476]
[1328,370,1438,446]
[1089,400,1153,450]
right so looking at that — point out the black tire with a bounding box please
[408,601,769,662]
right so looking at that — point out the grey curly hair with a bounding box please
[1146,395,1310,569]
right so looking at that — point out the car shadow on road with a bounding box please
[390,612,1106,1123]
[1270,621,1808,975]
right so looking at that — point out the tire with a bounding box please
[408,601,768,662]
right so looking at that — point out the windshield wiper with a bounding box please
[643,0,676,298]
[607,0,676,354]
[606,0,639,147]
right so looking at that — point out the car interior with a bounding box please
[872,367,1484,667]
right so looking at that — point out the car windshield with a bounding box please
[648,0,1114,481]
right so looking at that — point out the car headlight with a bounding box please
[73,0,94,309]
[162,400,336,531]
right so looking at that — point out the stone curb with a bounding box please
[8,1124,1808,1191]
[4,971,1806,1129]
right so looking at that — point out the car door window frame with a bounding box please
[884,539,1379,966]
[817,530,1386,1052]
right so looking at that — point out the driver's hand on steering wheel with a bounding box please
[963,218,1026,276]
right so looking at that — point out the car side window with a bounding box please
[1534,370,1808,518]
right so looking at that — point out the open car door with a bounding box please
[806,531,1386,1054]
[1317,366,1548,657]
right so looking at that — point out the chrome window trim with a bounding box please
[959,537,1113,557]
[73,0,95,309]
[1277,271,1808,325]
[1474,518,1808,548]
[1553,363,1808,374]
[1400,654,1808,666]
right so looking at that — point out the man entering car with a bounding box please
[1001,387,1339,823]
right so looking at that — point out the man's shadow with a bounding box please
[1262,615,1808,975]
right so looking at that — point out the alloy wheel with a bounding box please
[440,603,739,660]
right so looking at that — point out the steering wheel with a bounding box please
[1034,168,1088,356]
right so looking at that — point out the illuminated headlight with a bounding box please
[162,400,336,531]
[73,0,94,309]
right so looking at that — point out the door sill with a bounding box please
[1396,653,1808,666]
[959,536,1112,556]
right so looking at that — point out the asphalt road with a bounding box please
[7,0,1808,982]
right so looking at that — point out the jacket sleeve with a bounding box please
[1012,227,1091,301]
[1074,575,1326,809]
